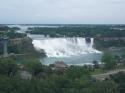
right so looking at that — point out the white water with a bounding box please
[32,37,101,57]
[6,25,102,65]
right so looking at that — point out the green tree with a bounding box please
[91,80,118,93]
[110,72,125,93]
[93,60,99,69]
[25,59,43,77]
[0,58,17,77]
[102,53,117,70]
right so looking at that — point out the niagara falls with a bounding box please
[32,37,101,57]
[26,33,102,65]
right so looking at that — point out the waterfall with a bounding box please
[32,37,101,57]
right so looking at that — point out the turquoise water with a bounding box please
[40,53,102,66]
[7,24,103,65]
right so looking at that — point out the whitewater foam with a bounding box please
[32,37,101,57]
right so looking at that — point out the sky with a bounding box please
[0,0,125,24]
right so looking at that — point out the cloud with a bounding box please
[0,0,125,24]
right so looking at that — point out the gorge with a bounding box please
[29,34,102,65]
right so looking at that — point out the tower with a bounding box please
[0,36,8,57]
[3,36,8,57]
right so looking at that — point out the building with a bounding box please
[51,61,68,70]
[10,38,23,45]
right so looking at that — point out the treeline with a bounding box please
[0,26,26,39]
[0,57,124,93]
[0,25,20,31]
[27,25,125,37]
[95,39,125,48]
[6,30,26,39]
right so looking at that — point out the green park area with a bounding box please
[0,25,125,93]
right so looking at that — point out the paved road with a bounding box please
[92,69,125,81]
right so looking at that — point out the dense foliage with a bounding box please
[110,72,125,93]
[102,53,117,70]
[1,25,125,93]
[0,25,25,39]
[27,25,125,37]
[0,58,121,93]
[95,38,125,49]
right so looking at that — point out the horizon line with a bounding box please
[0,23,125,25]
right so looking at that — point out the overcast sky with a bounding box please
[0,0,125,24]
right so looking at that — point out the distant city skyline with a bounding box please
[0,0,125,24]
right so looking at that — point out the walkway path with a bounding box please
[0,54,26,58]
[92,69,125,81]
